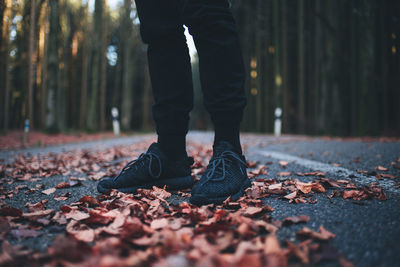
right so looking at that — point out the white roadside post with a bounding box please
[274,107,282,137]
[24,119,30,144]
[111,107,120,137]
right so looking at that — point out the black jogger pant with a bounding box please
[135,0,247,154]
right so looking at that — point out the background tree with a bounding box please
[0,0,399,136]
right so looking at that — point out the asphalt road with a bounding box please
[1,131,400,266]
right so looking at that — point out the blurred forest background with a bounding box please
[0,0,399,136]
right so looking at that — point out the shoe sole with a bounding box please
[97,175,194,194]
[189,178,252,206]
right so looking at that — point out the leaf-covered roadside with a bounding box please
[0,186,350,267]
[1,141,396,266]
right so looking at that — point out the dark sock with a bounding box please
[158,134,187,160]
[213,121,242,154]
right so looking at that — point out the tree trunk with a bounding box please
[262,0,273,133]
[0,0,5,50]
[297,0,305,133]
[28,0,36,128]
[272,0,281,131]
[121,0,133,130]
[99,5,107,131]
[2,0,14,132]
[46,0,59,131]
[112,45,122,108]
[39,3,49,128]
[86,0,104,131]
[79,3,89,130]
[281,0,288,133]
[313,0,322,134]
[0,0,7,128]
[255,0,263,132]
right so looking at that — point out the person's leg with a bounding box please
[97,0,196,194]
[184,0,250,205]
[183,0,246,153]
[135,0,194,159]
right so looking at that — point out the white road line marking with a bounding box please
[255,150,399,195]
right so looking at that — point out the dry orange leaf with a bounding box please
[279,161,289,168]
[376,166,388,171]
[41,188,56,195]
[284,191,297,200]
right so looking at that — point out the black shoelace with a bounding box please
[206,151,247,182]
[113,152,162,181]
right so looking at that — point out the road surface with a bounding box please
[1,131,399,266]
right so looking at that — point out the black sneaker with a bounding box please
[97,143,194,194]
[190,141,251,205]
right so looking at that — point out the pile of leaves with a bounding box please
[1,141,153,183]
[1,140,395,266]
[0,185,353,267]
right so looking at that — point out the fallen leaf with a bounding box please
[268,183,282,190]
[25,200,47,212]
[379,173,397,179]
[66,220,95,242]
[295,181,313,194]
[150,218,169,230]
[279,161,289,168]
[79,195,100,206]
[297,226,335,241]
[343,190,361,199]
[283,215,310,225]
[23,209,54,220]
[88,171,106,181]
[284,191,297,200]
[56,182,71,189]
[242,207,263,217]
[42,188,56,195]
[64,210,90,221]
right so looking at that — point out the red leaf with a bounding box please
[79,195,100,206]
[56,182,71,189]
[60,205,73,213]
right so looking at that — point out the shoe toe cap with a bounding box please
[97,177,114,193]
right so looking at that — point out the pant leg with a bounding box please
[135,0,194,137]
[183,0,246,150]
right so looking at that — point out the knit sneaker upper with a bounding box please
[105,143,193,189]
[191,141,249,198]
